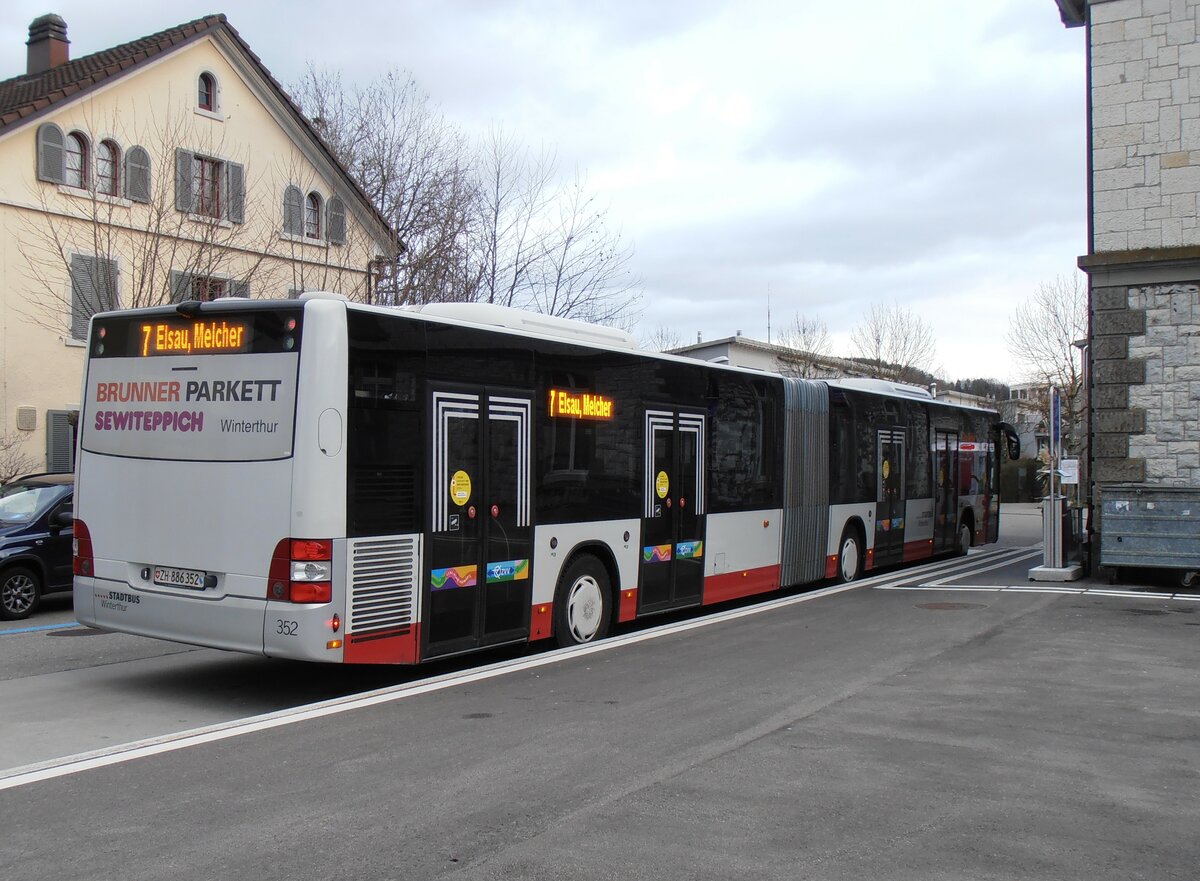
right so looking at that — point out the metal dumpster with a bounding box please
[1099,483,1200,573]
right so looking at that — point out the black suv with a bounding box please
[0,473,74,620]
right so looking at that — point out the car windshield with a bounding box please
[0,484,63,523]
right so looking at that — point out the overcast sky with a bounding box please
[3,1,1087,383]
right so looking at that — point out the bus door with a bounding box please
[874,429,905,567]
[425,387,533,657]
[933,430,959,553]
[639,409,706,613]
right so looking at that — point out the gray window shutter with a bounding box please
[283,185,302,235]
[175,149,194,213]
[327,197,346,245]
[169,270,194,303]
[227,162,245,223]
[126,146,151,203]
[70,255,118,340]
[37,123,66,184]
[231,279,250,298]
[46,410,75,473]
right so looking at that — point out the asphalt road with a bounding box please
[2,537,1199,880]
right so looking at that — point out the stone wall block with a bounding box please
[1094,433,1130,458]
[1096,458,1147,483]
[1094,384,1130,410]
[1093,287,1131,311]
[1091,336,1129,361]
[1097,308,1148,336]
[1094,409,1147,434]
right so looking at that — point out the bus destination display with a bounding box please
[138,319,251,357]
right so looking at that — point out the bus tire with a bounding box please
[958,520,973,556]
[0,565,41,621]
[553,554,612,648]
[836,528,863,584]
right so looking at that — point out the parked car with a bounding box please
[0,473,74,620]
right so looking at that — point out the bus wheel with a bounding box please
[836,529,862,584]
[0,566,41,621]
[958,521,973,556]
[553,555,612,648]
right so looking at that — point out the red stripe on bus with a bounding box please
[902,539,935,562]
[343,625,420,664]
[618,588,638,623]
[529,603,553,641]
[702,565,781,605]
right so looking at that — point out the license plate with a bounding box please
[153,565,207,589]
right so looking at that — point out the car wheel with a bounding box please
[0,566,42,621]
[836,528,862,584]
[553,555,612,648]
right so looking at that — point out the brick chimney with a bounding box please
[27,14,70,75]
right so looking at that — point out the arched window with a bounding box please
[64,132,89,189]
[97,140,120,196]
[304,192,322,239]
[198,73,216,111]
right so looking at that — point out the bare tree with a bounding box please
[293,69,642,324]
[642,324,684,352]
[472,126,554,309]
[526,170,640,326]
[293,66,478,306]
[850,301,938,384]
[0,434,37,484]
[775,312,833,377]
[1006,273,1088,459]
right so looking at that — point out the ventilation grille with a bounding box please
[348,536,416,640]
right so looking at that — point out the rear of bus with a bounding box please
[74,296,352,662]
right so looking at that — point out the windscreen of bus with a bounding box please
[81,308,302,462]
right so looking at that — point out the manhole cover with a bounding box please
[47,628,105,637]
[917,602,987,611]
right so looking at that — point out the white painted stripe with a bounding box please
[0,546,1025,791]
[878,582,1200,602]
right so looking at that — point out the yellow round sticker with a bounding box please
[655,470,670,499]
[450,470,472,506]
[882,460,891,480]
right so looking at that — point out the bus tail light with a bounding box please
[268,538,333,604]
[73,518,94,576]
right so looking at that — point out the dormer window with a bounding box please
[64,131,88,189]
[198,73,215,111]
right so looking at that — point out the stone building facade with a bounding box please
[1057,0,1200,568]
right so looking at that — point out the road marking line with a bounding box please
[0,622,82,636]
[0,545,1026,792]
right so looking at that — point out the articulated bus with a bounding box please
[73,294,1018,664]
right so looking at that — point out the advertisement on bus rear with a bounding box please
[81,352,299,461]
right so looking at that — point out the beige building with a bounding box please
[0,14,398,473]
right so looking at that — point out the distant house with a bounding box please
[0,14,398,472]
[1055,0,1200,568]
[669,334,867,378]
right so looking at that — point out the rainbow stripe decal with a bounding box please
[676,540,704,559]
[431,565,478,590]
[643,544,672,563]
[486,559,530,583]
